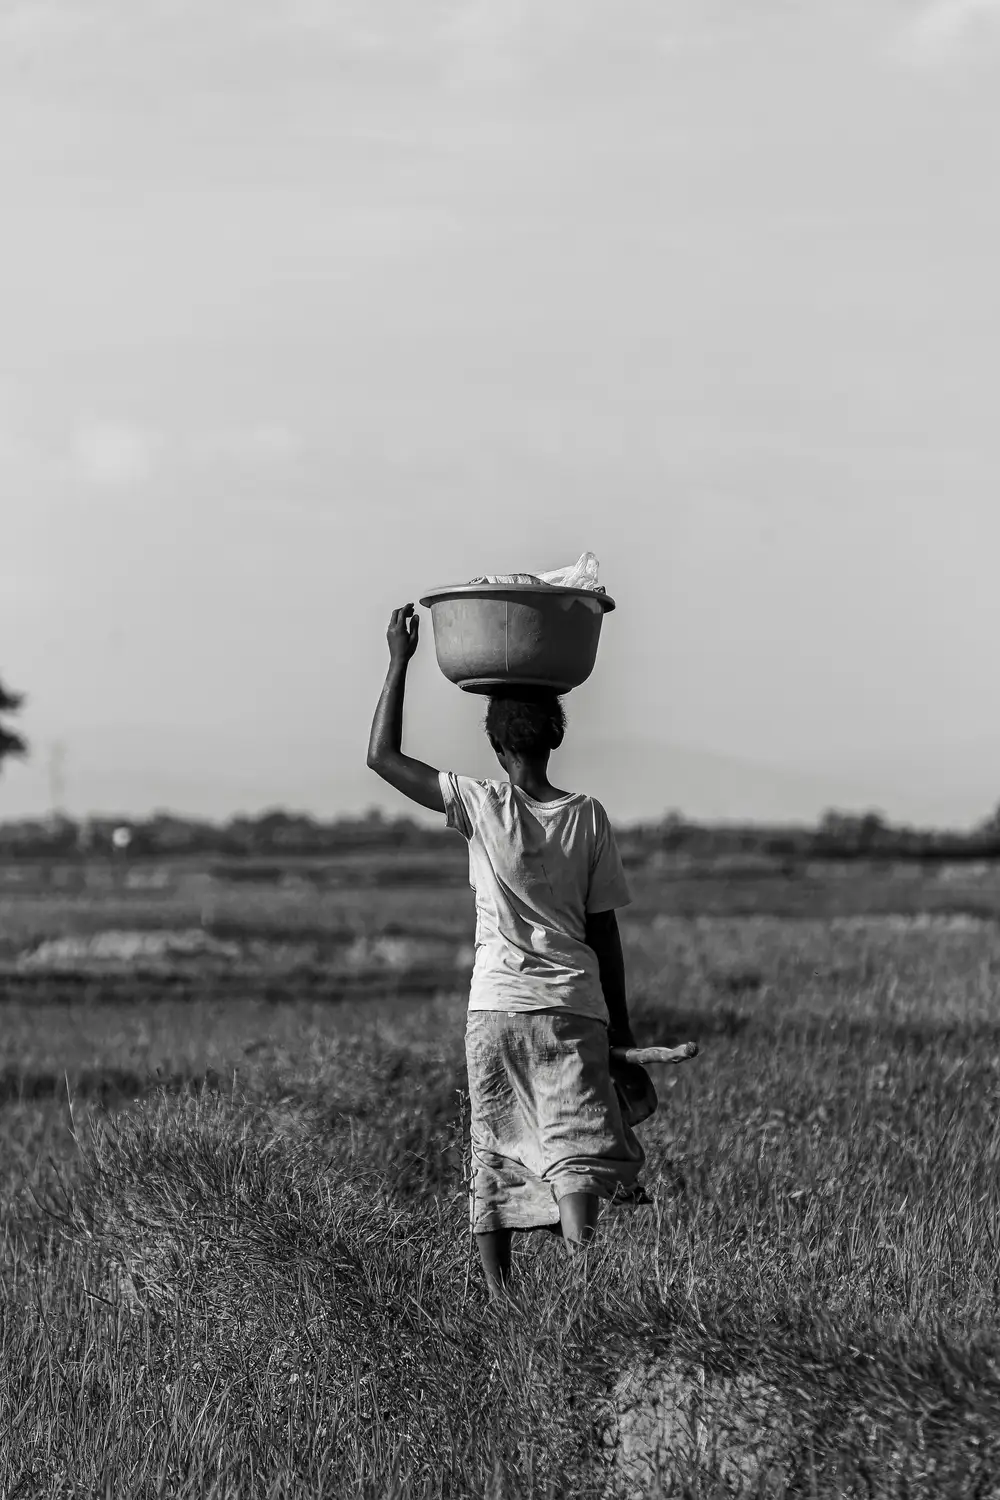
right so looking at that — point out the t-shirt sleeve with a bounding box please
[438,771,492,841]
[586,801,632,913]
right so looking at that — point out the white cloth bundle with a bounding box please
[468,551,603,591]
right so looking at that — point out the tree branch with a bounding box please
[0,726,28,761]
[0,678,25,714]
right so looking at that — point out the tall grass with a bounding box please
[3,911,1000,1495]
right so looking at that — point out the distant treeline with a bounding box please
[2,806,1000,863]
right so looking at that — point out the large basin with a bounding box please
[418,583,616,694]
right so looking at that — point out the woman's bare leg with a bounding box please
[558,1191,600,1250]
[476,1229,513,1296]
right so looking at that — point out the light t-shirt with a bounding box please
[438,771,632,1022]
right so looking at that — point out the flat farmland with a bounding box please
[2,858,1000,1497]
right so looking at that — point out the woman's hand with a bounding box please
[387,603,420,666]
[607,1025,637,1053]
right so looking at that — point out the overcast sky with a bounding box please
[2,0,1000,825]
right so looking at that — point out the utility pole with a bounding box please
[48,740,68,820]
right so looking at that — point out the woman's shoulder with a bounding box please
[440,770,504,790]
[554,785,603,812]
[572,792,615,832]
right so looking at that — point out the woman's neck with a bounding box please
[505,759,567,802]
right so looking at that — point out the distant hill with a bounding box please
[1,725,993,831]
[554,738,877,824]
[554,737,989,829]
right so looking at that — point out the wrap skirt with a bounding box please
[465,1008,648,1234]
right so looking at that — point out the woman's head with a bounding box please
[485,690,566,763]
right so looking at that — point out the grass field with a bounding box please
[3,860,1000,1497]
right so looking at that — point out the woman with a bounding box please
[367,603,648,1297]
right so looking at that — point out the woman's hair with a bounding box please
[484,690,566,758]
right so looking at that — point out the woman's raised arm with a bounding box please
[366,604,445,815]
